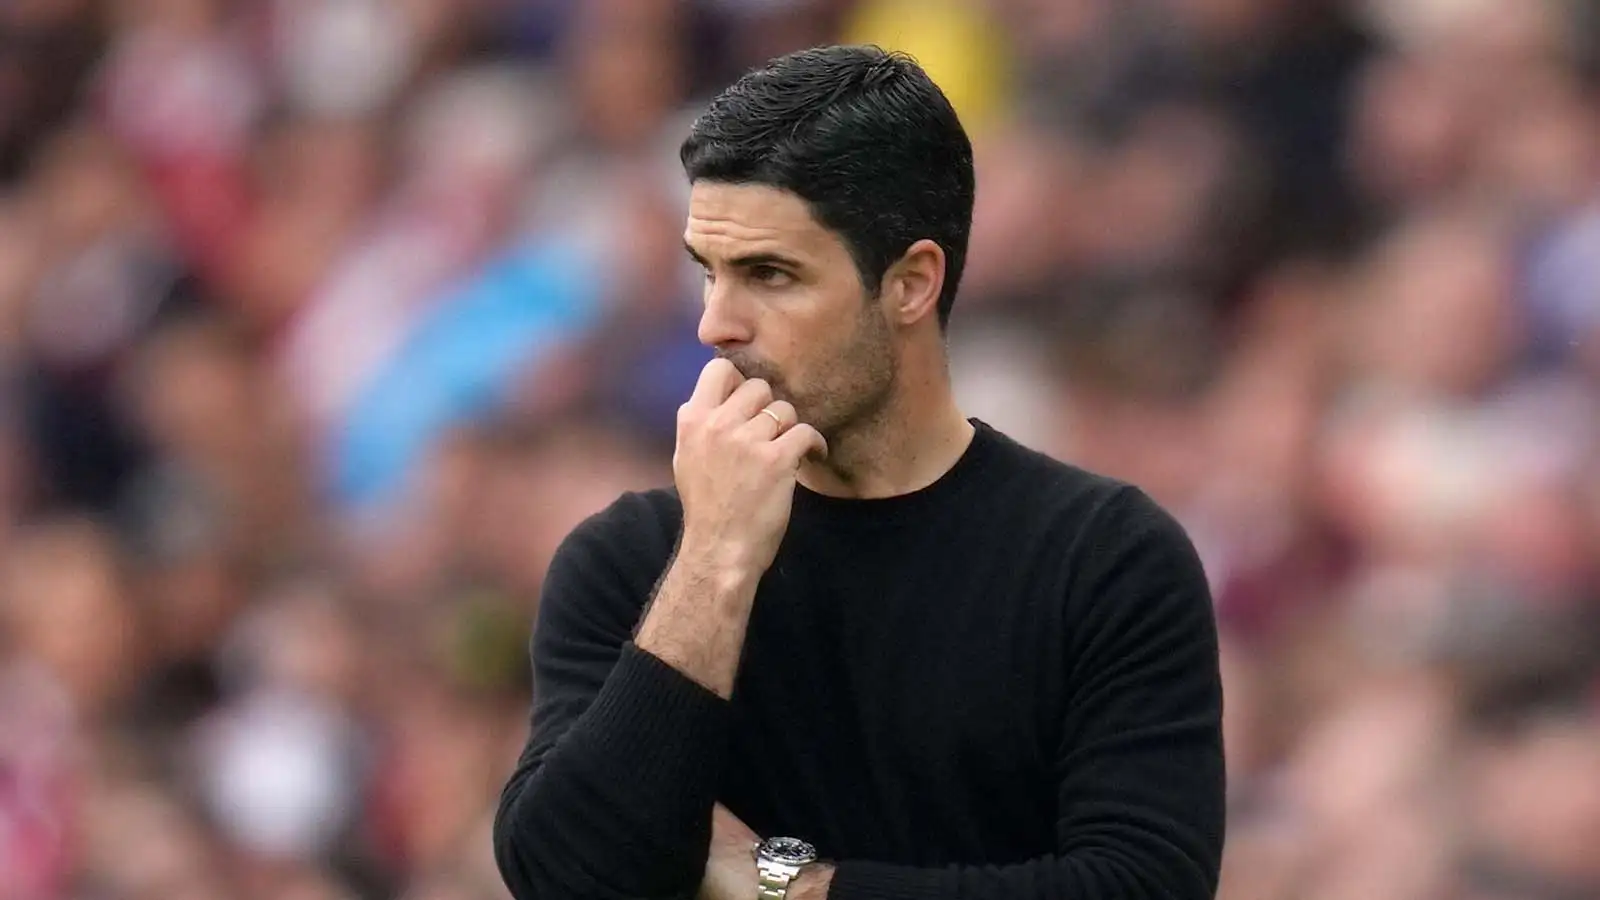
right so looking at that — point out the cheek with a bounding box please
[784,309,856,379]
[817,306,895,390]
[760,284,883,392]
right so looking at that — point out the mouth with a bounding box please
[717,351,783,391]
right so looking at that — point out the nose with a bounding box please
[697,281,754,349]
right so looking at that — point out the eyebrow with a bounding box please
[683,241,803,271]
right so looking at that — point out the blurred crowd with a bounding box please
[0,0,1597,898]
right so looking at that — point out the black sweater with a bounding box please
[494,421,1225,899]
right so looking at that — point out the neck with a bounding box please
[799,358,974,500]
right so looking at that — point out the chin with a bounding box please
[803,408,853,442]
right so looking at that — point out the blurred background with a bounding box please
[1,0,1598,898]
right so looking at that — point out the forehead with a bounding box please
[684,182,838,261]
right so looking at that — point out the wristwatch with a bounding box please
[752,836,818,899]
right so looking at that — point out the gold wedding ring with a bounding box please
[760,407,784,429]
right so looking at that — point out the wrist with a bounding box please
[755,837,828,900]
[674,536,767,591]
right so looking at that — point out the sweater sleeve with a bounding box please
[493,495,730,900]
[827,486,1227,900]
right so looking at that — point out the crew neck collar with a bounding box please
[791,419,1001,527]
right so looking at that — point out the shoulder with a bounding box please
[978,424,1202,574]
[536,487,683,638]
[976,425,1148,534]
[567,486,683,544]
[545,487,683,598]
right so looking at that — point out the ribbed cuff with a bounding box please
[829,861,948,900]
[573,642,730,808]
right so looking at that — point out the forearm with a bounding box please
[635,548,763,698]
[736,838,1209,900]
[494,644,730,899]
[825,848,1213,900]
[496,551,765,899]
[700,808,835,900]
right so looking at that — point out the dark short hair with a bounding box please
[680,44,975,329]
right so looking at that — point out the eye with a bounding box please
[750,265,793,287]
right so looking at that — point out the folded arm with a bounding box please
[493,498,757,900]
[710,489,1226,900]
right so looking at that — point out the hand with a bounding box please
[699,804,760,900]
[674,358,827,576]
[699,805,836,900]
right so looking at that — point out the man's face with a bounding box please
[684,181,896,438]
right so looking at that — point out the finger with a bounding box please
[718,377,774,420]
[773,422,828,463]
[687,358,744,409]
[739,400,795,439]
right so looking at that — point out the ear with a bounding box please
[883,239,946,327]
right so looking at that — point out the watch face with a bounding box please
[760,837,818,866]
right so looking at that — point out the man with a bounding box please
[494,45,1225,900]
